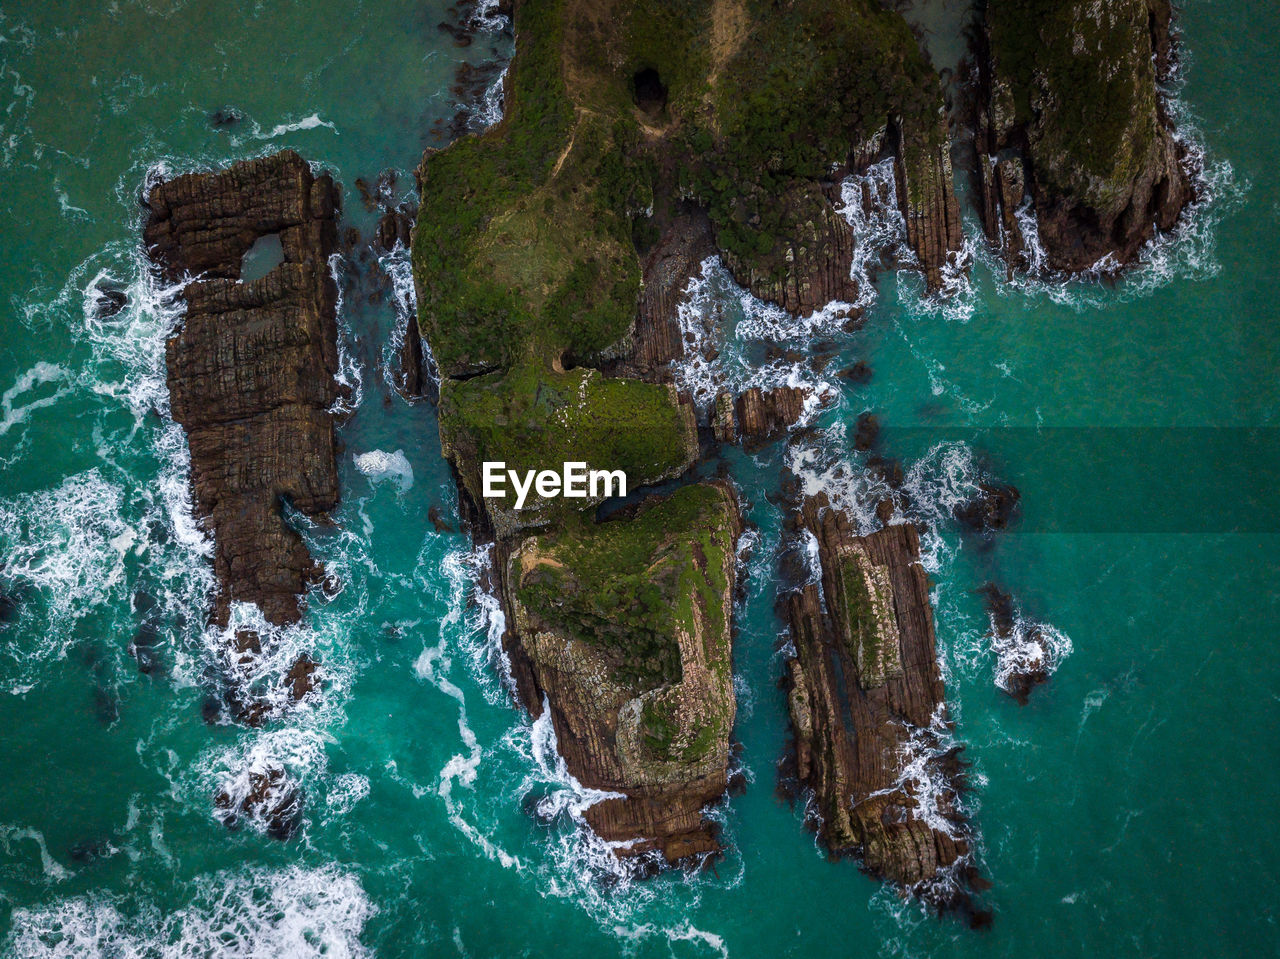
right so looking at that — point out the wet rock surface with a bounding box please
[782,495,986,918]
[144,150,342,737]
[501,482,742,866]
[971,0,1192,273]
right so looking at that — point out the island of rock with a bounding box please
[970,0,1192,273]
[144,149,343,726]
[783,496,986,920]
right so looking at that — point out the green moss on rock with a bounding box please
[514,483,735,691]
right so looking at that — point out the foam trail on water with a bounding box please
[0,362,70,439]
[355,448,414,492]
[4,864,375,958]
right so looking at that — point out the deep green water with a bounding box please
[0,1,1276,956]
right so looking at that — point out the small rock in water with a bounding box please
[954,482,1021,534]
[837,361,872,384]
[209,108,242,128]
[853,411,880,451]
[91,284,128,320]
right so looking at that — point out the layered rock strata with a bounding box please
[972,0,1191,273]
[144,150,342,721]
[503,482,740,863]
[783,496,984,915]
[712,386,814,448]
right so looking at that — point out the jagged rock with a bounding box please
[712,391,737,445]
[283,653,320,702]
[502,483,741,866]
[609,211,716,380]
[893,112,965,292]
[145,150,340,723]
[214,763,304,840]
[91,283,128,320]
[397,315,428,400]
[973,0,1191,272]
[733,386,812,448]
[375,206,414,253]
[783,495,986,917]
[954,481,1021,534]
[977,582,1056,704]
[719,179,860,317]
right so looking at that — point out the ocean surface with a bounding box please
[0,1,1276,956]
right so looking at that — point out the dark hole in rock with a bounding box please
[240,233,284,283]
[632,67,666,113]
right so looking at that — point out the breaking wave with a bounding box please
[4,864,375,958]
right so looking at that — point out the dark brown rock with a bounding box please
[893,113,965,292]
[783,495,985,916]
[972,0,1192,273]
[954,481,1021,534]
[145,150,341,725]
[733,386,813,448]
[214,763,304,840]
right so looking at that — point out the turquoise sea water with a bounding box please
[0,1,1276,956]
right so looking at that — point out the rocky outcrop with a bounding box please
[607,211,716,381]
[144,150,342,716]
[894,114,965,291]
[214,761,304,840]
[973,0,1191,273]
[502,482,741,865]
[954,481,1021,535]
[713,386,816,448]
[783,496,986,918]
[719,179,860,317]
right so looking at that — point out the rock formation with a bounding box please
[712,385,815,448]
[782,496,986,918]
[972,0,1192,273]
[144,150,342,722]
[503,483,740,864]
[894,114,965,291]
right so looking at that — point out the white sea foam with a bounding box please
[355,449,414,492]
[471,66,509,131]
[0,471,133,681]
[4,864,375,959]
[247,113,339,140]
[326,772,371,816]
[836,158,911,310]
[0,361,70,440]
[669,257,840,417]
[989,602,1074,694]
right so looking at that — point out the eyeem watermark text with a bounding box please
[482,462,627,509]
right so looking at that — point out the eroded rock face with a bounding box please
[894,114,965,291]
[145,151,342,736]
[713,386,818,448]
[973,0,1191,273]
[783,496,986,918]
[146,150,341,628]
[502,483,741,866]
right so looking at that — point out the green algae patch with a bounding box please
[986,0,1159,202]
[832,547,902,689]
[514,483,736,691]
[438,363,696,533]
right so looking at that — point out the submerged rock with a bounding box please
[214,762,304,840]
[954,481,1021,534]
